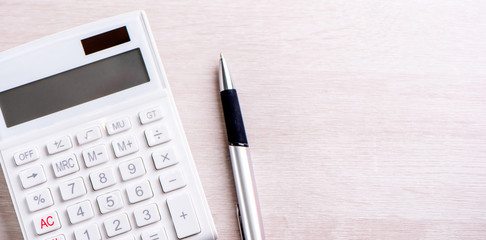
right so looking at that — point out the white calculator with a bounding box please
[0,11,218,240]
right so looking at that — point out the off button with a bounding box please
[14,147,39,166]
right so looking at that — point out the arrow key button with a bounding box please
[19,165,47,189]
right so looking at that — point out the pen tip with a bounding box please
[220,52,224,59]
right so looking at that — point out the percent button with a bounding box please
[27,188,54,212]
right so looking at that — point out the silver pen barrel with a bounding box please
[229,145,265,240]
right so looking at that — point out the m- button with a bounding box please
[14,147,39,165]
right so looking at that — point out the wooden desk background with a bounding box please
[1,1,485,239]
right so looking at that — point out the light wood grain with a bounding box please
[1,1,486,239]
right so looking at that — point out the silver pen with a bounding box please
[219,53,265,240]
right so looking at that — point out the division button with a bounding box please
[144,126,171,147]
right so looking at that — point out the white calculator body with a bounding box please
[0,11,217,240]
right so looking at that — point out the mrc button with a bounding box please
[51,154,80,178]
[14,147,39,165]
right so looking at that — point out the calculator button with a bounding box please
[67,200,94,224]
[119,236,135,240]
[141,228,168,240]
[14,147,39,165]
[97,190,123,214]
[19,165,47,189]
[82,144,109,167]
[126,180,153,204]
[159,169,186,193]
[74,223,101,240]
[47,136,72,154]
[59,177,87,201]
[144,126,171,147]
[167,194,201,239]
[112,136,139,157]
[26,188,54,212]
[77,126,102,145]
[139,108,163,124]
[103,213,131,237]
[119,157,146,181]
[133,203,161,227]
[33,210,61,235]
[106,117,131,135]
[152,148,178,170]
[52,154,79,178]
[45,234,65,240]
[89,167,116,190]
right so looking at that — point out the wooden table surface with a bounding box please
[1,1,486,239]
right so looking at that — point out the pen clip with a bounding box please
[236,203,245,240]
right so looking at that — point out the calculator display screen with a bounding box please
[0,48,150,127]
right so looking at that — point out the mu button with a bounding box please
[33,210,61,235]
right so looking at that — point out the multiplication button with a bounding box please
[152,148,178,170]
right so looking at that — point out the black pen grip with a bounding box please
[220,89,249,146]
